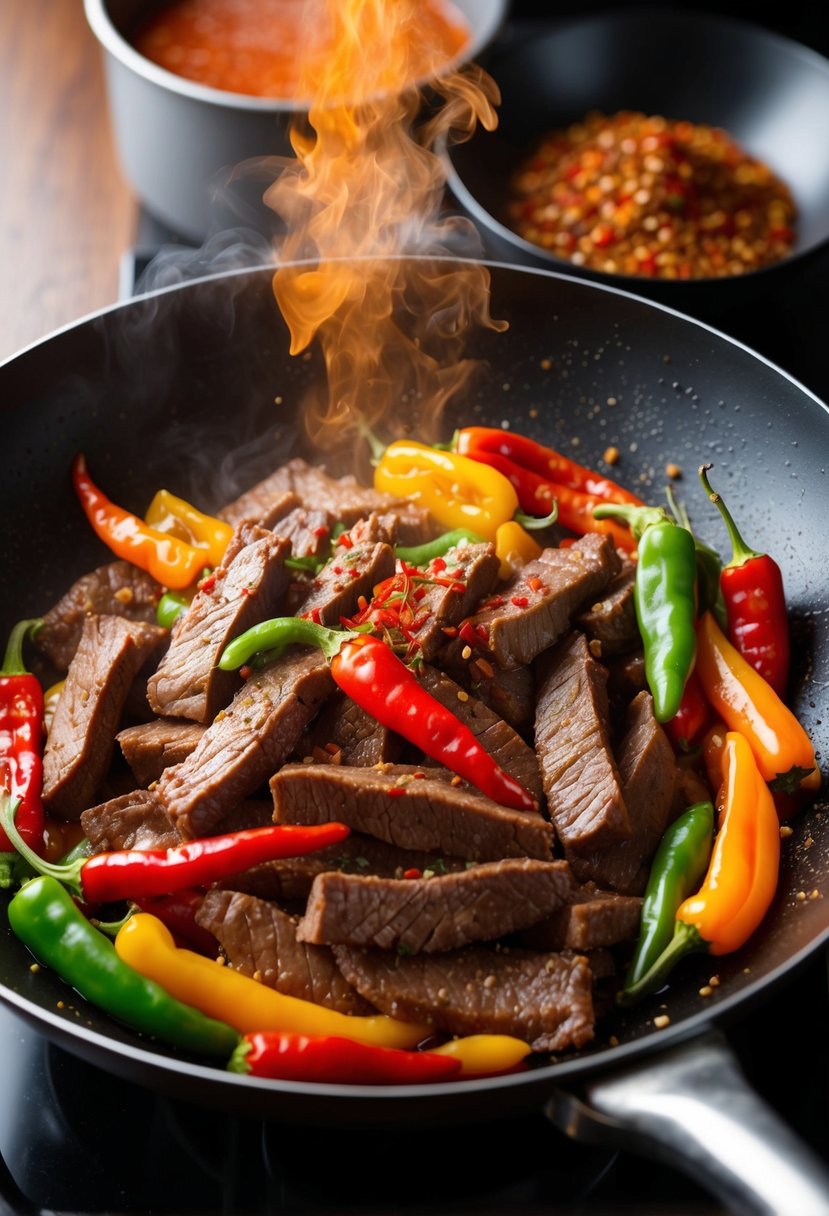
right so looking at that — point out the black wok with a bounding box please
[1,259,828,1213]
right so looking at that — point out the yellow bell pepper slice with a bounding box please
[115,914,430,1050]
[494,520,542,580]
[144,490,234,570]
[431,1034,531,1076]
[374,441,518,541]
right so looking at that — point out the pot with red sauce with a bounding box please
[85,0,509,242]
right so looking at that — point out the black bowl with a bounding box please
[443,8,829,321]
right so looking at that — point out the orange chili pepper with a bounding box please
[622,730,780,1002]
[71,454,207,591]
[694,611,819,795]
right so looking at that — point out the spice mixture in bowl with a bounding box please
[443,9,829,314]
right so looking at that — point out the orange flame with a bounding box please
[266,0,504,452]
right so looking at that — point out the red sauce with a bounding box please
[131,0,470,99]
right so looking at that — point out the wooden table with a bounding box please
[0,0,138,363]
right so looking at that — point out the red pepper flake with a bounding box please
[482,596,505,609]
[239,665,253,680]
[441,626,458,637]
[309,607,322,624]
[337,533,354,549]
[387,786,406,798]
[198,574,217,593]
[511,596,529,608]
[240,586,254,597]
[403,868,422,880]
[527,576,545,592]
[350,569,360,579]
[414,587,427,601]
[431,556,447,572]
[312,525,329,538]
[332,565,343,575]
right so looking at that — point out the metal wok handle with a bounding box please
[546,1029,829,1216]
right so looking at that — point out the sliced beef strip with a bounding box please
[157,648,334,839]
[220,832,468,903]
[299,691,402,767]
[575,560,639,657]
[534,630,631,857]
[442,534,622,672]
[42,616,167,819]
[270,506,334,559]
[291,531,396,627]
[568,691,677,895]
[117,719,206,787]
[218,483,300,530]
[219,458,434,545]
[406,543,500,660]
[452,661,536,738]
[418,666,543,803]
[519,885,643,951]
[35,561,161,673]
[271,763,555,861]
[607,649,647,702]
[196,889,374,1016]
[333,943,595,1053]
[147,526,291,723]
[81,787,182,852]
[297,858,573,953]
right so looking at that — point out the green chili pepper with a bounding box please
[395,528,486,565]
[665,485,727,628]
[593,502,698,722]
[156,591,190,629]
[7,873,239,1057]
[622,801,714,995]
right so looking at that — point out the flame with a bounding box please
[266,0,504,452]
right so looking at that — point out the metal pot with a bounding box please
[84,0,510,242]
[1,258,828,1213]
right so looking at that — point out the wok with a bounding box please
[1,258,828,1214]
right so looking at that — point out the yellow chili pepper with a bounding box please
[374,441,519,541]
[144,489,234,570]
[115,913,429,1050]
[622,730,781,1003]
[695,611,820,793]
[494,520,542,580]
[43,680,65,735]
[430,1034,531,1076]
[72,454,206,591]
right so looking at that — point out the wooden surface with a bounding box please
[0,0,139,363]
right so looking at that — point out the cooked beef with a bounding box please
[534,630,631,856]
[519,885,643,951]
[405,543,500,660]
[42,616,167,819]
[34,561,161,673]
[147,526,291,723]
[271,763,555,861]
[219,458,433,544]
[291,527,396,626]
[271,506,334,559]
[673,764,714,816]
[575,561,639,657]
[460,661,536,737]
[196,889,374,1016]
[297,858,573,953]
[157,648,334,839]
[443,534,622,671]
[218,482,301,530]
[333,943,595,1052]
[419,666,543,803]
[607,649,648,701]
[568,691,677,894]
[299,691,402,767]
[117,719,206,786]
[221,832,468,902]
[81,787,182,852]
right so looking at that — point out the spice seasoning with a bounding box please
[507,110,796,280]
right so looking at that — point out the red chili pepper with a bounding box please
[699,464,790,696]
[228,1032,462,1084]
[131,888,219,955]
[453,427,642,554]
[664,667,711,753]
[0,620,45,854]
[0,805,350,905]
[218,620,537,813]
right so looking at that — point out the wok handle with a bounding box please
[546,1028,829,1216]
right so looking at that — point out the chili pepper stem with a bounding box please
[0,794,84,898]
[592,502,669,538]
[619,920,703,1005]
[698,463,760,567]
[1,619,43,673]
[514,504,558,530]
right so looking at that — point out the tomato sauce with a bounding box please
[131,0,470,99]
